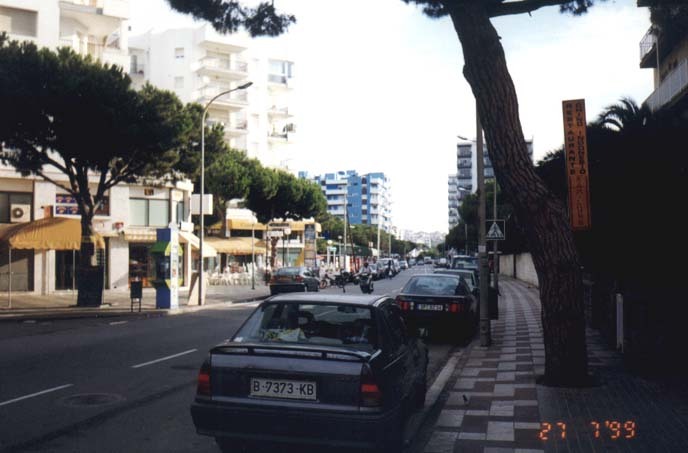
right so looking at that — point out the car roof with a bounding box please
[265,293,390,307]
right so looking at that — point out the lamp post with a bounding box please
[251,221,255,290]
[458,105,491,347]
[338,235,343,269]
[199,81,253,305]
[282,228,291,266]
[457,186,470,254]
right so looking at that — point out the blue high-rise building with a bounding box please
[299,170,392,232]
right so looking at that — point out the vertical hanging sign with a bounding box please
[562,99,592,230]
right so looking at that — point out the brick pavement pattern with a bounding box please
[421,277,688,453]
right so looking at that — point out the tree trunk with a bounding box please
[76,204,103,307]
[447,4,588,385]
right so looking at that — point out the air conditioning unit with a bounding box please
[10,204,31,223]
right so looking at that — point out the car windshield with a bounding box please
[403,276,463,296]
[233,302,377,351]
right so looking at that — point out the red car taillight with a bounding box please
[360,364,382,407]
[196,360,211,396]
[395,296,412,311]
[449,303,458,313]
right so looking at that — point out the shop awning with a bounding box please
[268,221,321,233]
[204,236,267,255]
[227,219,267,231]
[0,217,105,250]
[179,231,218,258]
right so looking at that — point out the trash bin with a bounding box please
[130,279,143,312]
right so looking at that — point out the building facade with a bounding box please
[454,139,534,220]
[0,165,198,293]
[448,175,459,230]
[299,170,392,232]
[128,26,296,169]
[0,0,130,68]
[638,9,688,114]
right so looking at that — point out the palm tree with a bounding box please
[594,97,652,132]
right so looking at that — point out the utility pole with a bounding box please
[343,180,348,271]
[476,105,491,347]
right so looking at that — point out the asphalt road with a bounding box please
[0,265,464,453]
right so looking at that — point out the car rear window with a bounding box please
[403,276,464,296]
[233,303,377,351]
[274,267,301,276]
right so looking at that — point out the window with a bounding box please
[0,7,37,37]
[129,199,169,226]
[174,76,184,89]
[0,192,32,223]
[174,47,184,59]
[174,200,187,224]
[233,302,377,351]
[381,303,407,353]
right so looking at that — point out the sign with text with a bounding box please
[562,99,592,230]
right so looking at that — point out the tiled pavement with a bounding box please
[421,277,688,453]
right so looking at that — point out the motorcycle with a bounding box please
[334,271,359,292]
[358,273,374,294]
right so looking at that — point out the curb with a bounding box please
[0,294,270,323]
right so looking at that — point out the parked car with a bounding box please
[399,260,409,270]
[451,255,477,269]
[423,257,433,265]
[396,274,477,338]
[408,258,416,266]
[433,268,477,293]
[436,258,448,268]
[190,294,429,452]
[268,266,320,295]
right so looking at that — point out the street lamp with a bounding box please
[458,105,491,347]
[199,81,253,305]
[457,187,470,254]
[283,227,292,266]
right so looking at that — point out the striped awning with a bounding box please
[204,236,267,255]
[0,217,105,250]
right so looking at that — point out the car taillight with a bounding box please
[395,296,412,311]
[360,364,382,407]
[449,303,459,313]
[294,275,303,282]
[196,360,211,396]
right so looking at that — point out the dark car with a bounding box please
[190,294,428,452]
[269,266,320,295]
[396,274,477,338]
[433,268,477,293]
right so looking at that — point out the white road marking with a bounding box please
[109,321,128,326]
[131,349,198,369]
[0,384,74,407]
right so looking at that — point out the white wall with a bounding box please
[500,253,539,288]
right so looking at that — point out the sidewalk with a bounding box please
[0,282,271,322]
[421,277,688,453]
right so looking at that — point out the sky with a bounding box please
[129,0,653,234]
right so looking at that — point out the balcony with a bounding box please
[207,117,248,138]
[645,57,688,112]
[268,74,294,91]
[194,57,248,81]
[267,106,293,118]
[60,0,128,18]
[59,37,128,68]
[639,28,657,68]
[129,62,146,77]
[195,85,248,110]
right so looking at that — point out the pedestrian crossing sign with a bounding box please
[486,220,505,241]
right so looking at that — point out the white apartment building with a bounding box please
[0,0,129,69]
[0,166,198,294]
[128,26,296,169]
